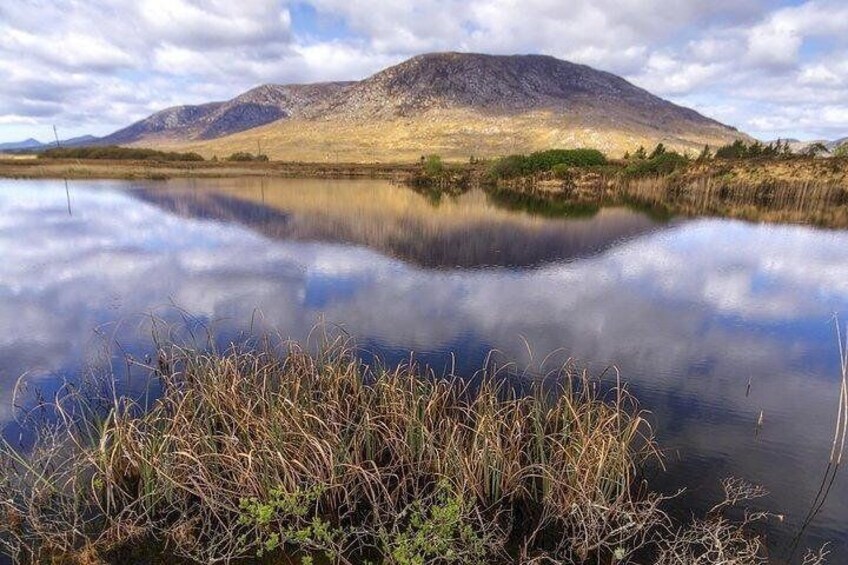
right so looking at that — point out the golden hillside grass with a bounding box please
[153,109,744,163]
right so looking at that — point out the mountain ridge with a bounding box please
[102,82,352,144]
[100,52,747,160]
[0,135,100,152]
[0,138,43,151]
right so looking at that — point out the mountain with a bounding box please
[0,135,101,152]
[313,53,727,127]
[63,135,100,146]
[101,83,351,144]
[828,137,848,151]
[0,138,44,151]
[103,52,747,161]
[778,137,848,154]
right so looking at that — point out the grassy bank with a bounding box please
[2,145,846,229]
[407,145,848,229]
[0,336,787,564]
[0,158,418,181]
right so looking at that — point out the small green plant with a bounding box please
[624,150,689,177]
[423,154,445,176]
[239,484,343,559]
[379,481,491,565]
[551,163,573,179]
[649,143,667,159]
[226,151,269,162]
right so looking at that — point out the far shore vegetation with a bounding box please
[1,331,829,564]
[38,145,205,162]
[1,138,846,228]
[408,140,848,229]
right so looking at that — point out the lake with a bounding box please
[1,177,847,561]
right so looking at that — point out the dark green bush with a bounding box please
[624,151,689,177]
[649,144,667,159]
[715,139,792,160]
[526,149,607,170]
[488,148,607,180]
[715,140,749,159]
[226,152,269,162]
[423,154,444,176]
[550,163,573,179]
[487,154,532,180]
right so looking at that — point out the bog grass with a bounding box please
[0,334,663,563]
[0,332,813,564]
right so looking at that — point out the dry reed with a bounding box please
[0,335,661,564]
[0,333,818,564]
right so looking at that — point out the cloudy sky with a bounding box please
[1,0,847,143]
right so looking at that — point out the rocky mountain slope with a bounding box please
[101,82,351,144]
[104,52,747,160]
[312,53,725,128]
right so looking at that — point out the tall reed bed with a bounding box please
[0,334,798,564]
[618,176,848,228]
[0,336,662,563]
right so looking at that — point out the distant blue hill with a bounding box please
[0,138,44,151]
[0,135,100,152]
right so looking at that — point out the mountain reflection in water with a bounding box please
[133,177,665,268]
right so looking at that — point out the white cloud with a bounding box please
[798,62,845,87]
[746,20,803,68]
[631,53,727,95]
[138,0,292,48]
[0,0,847,141]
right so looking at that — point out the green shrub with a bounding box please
[226,152,269,162]
[488,148,607,180]
[551,163,573,179]
[625,151,689,177]
[423,154,444,176]
[715,139,793,160]
[526,149,607,170]
[487,154,531,180]
[649,144,666,159]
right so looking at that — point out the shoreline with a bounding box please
[2,155,845,184]
[0,158,419,181]
[2,156,846,230]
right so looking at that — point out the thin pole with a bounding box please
[64,179,72,216]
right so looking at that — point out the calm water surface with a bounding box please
[1,177,847,561]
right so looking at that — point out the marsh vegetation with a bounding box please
[410,141,848,229]
[0,333,807,564]
[39,145,205,162]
